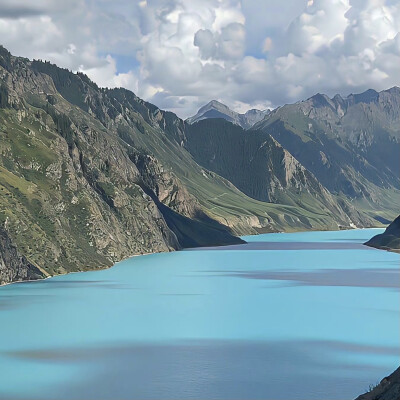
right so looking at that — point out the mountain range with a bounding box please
[188,90,400,204]
[0,44,399,284]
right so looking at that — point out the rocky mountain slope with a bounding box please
[253,89,400,222]
[365,216,400,252]
[0,46,244,284]
[186,100,269,129]
[185,118,368,225]
[2,45,374,284]
[0,226,44,283]
[0,45,396,284]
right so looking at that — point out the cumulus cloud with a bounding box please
[270,0,400,98]
[194,23,245,60]
[0,0,399,117]
[194,29,216,59]
[218,22,246,59]
[81,55,139,94]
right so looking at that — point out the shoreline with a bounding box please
[0,251,156,288]
[0,226,387,288]
[364,243,400,254]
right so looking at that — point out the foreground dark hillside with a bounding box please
[365,216,400,252]
[355,367,400,400]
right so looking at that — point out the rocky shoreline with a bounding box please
[0,227,44,284]
[365,216,400,253]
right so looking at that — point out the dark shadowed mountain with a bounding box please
[184,101,399,225]
[186,100,269,129]
[253,89,400,206]
[355,366,400,400]
[185,118,368,226]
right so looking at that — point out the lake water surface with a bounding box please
[0,229,399,399]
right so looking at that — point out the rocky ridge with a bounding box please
[254,88,400,206]
[186,100,269,129]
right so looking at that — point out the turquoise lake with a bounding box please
[0,229,399,399]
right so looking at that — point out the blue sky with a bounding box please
[104,54,140,74]
[0,0,399,117]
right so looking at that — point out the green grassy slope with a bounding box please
[0,45,392,283]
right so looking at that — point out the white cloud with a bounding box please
[285,0,350,55]
[218,22,246,59]
[0,0,399,118]
[194,29,216,59]
[262,37,273,53]
[80,55,139,93]
[194,22,245,61]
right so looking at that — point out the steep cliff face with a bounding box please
[186,119,327,203]
[0,46,245,282]
[0,227,44,284]
[185,118,372,227]
[254,89,400,211]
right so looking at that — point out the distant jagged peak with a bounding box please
[384,86,400,95]
[202,99,227,108]
[306,93,336,109]
[303,87,400,111]
[196,100,236,116]
[346,88,379,105]
[186,99,270,129]
[286,86,400,120]
[245,108,265,115]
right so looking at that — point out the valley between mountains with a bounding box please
[0,45,399,285]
